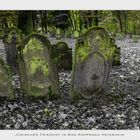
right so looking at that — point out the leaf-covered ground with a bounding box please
[0,38,140,130]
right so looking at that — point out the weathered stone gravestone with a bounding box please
[18,33,59,98]
[71,27,114,99]
[0,58,14,99]
[55,42,72,70]
[110,38,121,66]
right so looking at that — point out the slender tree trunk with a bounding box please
[32,11,36,32]
[124,12,127,36]
[44,11,48,33]
[18,11,33,36]
[95,10,99,26]
[117,11,123,32]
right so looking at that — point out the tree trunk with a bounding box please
[18,11,33,36]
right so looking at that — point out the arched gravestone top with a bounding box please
[18,33,59,97]
[0,58,14,99]
[72,27,113,99]
[84,27,112,57]
[84,27,110,48]
[77,27,114,64]
[21,33,52,49]
[56,41,69,51]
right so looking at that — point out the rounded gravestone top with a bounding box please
[56,42,69,51]
[84,27,110,51]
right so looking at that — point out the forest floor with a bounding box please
[0,38,140,130]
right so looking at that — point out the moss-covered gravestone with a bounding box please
[110,38,121,66]
[0,58,14,99]
[55,42,72,70]
[18,33,59,98]
[71,27,114,99]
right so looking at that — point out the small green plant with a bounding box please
[44,108,53,117]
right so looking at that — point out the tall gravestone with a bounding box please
[55,42,72,70]
[18,33,59,97]
[71,27,114,99]
[0,58,14,99]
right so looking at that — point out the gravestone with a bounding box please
[71,27,114,99]
[0,58,14,99]
[18,33,59,98]
[55,42,72,70]
[110,38,121,66]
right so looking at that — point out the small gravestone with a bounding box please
[110,38,121,66]
[18,33,59,97]
[55,42,72,70]
[0,58,14,99]
[71,27,114,99]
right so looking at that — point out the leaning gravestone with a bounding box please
[71,27,114,99]
[0,58,14,99]
[18,33,59,97]
[55,42,72,70]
